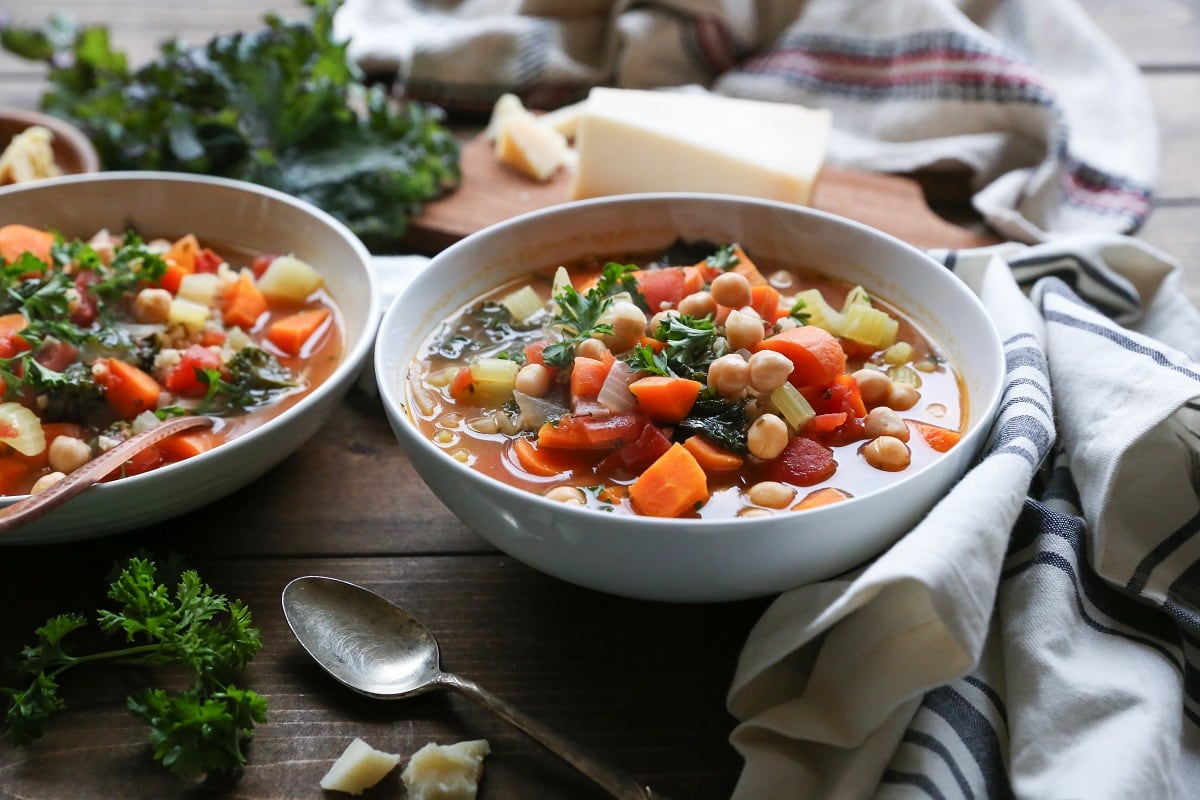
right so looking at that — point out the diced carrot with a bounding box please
[95,358,162,420]
[681,266,705,296]
[628,375,702,423]
[0,456,29,494]
[165,233,199,273]
[802,412,848,436]
[682,435,743,473]
[266,308,331,356]
[756,325,846,388]
[792,487,852,511]
[199,329,227,347]
[0,224,54,264]
[0,313,27,337]
[157,430,222,461]
[638,335,665,353]
[749,284,783,323]
[696,244,768,286]
[448,366,475,402]
[223,273,268,330]
[597,484,628,504]
[570,355,612,402]
[538,412,646,451]
[512,437,595,478]
[913,421,962,453]
[160,261,188,295]
[629,442,709,518]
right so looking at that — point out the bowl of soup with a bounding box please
[375,193,1003,602]
[0,172,379,543]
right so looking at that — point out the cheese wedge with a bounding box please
[0,126,61,185]
[400,739,491,800]
[569,87,831,205]
[494,113,570,182]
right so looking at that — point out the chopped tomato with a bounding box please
[634,267,687,313]
[596,421,672,474]
[70,272,99,327]
[538,411,648,451]
[193,247,223,273]
[34,340,79,372]
[164,344,223,397]
[766,436,837,486]
[250,253,278,279]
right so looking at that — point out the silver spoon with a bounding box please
[0,414,214,535]
[282,575,668,800]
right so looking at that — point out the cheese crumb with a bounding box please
[319,737,401,795]
[0,126,62,185]
[400,739,491,800]
[486,93,570,182]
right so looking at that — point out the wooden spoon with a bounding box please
[0,415,214,535]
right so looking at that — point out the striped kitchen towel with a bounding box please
[334,0,1158,242]
[726,236,1200,799]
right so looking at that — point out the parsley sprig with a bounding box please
[1,556,267,777]
[628,313,722,380]
[543,262,642,367]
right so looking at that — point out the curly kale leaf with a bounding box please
[0,0,460,250]
[199,346,295,413]
[678,393,749,454]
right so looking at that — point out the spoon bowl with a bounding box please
[281,575,667,800]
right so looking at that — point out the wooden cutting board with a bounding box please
[402,132,999,254]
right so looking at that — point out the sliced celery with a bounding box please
[469,357,520,405]
[840,303,898,348]
[770,382,815,430]
[791,288,844,335]
[500,285,544,322]
[842,285,872,310]
[888,363,922,388]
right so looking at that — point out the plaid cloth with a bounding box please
[334,0,1158,242]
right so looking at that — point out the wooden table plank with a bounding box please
[0,553,769,799]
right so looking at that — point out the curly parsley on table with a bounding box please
[0,0,461,251]
[1,555,266,777]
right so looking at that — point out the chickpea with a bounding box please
[774,316,800,333]
[30,472,65,495]
[748,350,793,393]
[133,287,173,324]
[887,382,920,411]
[863,406,910,441]
[707,354,750,397]
[861,435,911,471]
[574,337,610,362]
[737,506,773,518]
[677,291,717,319]
[747,413,788,460]
[649,309,680,333]
[747,481,796,509]
[48,436,92,474]
[545,485,587,505]
[852,368,892,406]
[710,272,752,308]
[725,308,765,351]
[515,363,552,397]
[601,300,647,353]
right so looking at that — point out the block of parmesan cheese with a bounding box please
[400,739,491,800]
[569,87,831,205]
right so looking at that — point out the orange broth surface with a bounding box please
[0,224,343,495]
[407,243,965,519]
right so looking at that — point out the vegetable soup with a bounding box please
[407,241,964,519]
[0,222,341,496]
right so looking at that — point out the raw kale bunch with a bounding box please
[1,556,267,777]
[0,0,460,250]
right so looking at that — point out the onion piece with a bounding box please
[597,360,638,413]
[513,390,568,430]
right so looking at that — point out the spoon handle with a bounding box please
[438,671,669,800]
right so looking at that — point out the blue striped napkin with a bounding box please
[727,236,1200,798]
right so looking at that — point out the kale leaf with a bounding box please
[199,346,296,413]
[678,393,749,454]
[0,0,460,251]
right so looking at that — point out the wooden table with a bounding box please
[0,2,1198,798]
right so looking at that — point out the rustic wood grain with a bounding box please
[0,1,1197,798]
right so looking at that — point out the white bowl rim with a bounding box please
[0,170,381,502]
[377,191,1006,531]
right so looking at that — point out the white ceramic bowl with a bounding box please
[0,172,379,544]
[375,194,1003,602]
